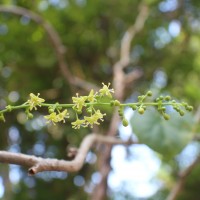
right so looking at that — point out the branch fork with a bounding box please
[0,134,136,175]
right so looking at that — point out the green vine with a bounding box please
[0,83,193,129]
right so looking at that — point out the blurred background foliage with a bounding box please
[0,0,200,199]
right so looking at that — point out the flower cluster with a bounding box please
[129,92,193,121]
[0,83,194,130]
[99,83,114,98]
[44,110,69,125]
[72,110,106,129]
[72,93,88,113]
[133,90,153,115]
[71,83,113,129]
[72,83,114,113]
[155,95,193,120]
[27,93,45,110]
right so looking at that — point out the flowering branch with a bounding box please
[0,83,193,128]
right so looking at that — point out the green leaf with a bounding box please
[130,108,195,159]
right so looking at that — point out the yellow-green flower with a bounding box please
[71,119,86,129]
[27,93,45,110]
[72,93,87,112]
[99,83,114,98]
[57,110,69,123]
[84,110,106,128]
[84,116,99,128]
[87,89,97,103]
[93,110,106,122]
[44,110,69,124]
[44,112,58,125]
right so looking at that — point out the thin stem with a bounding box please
[41,103,74,108]
[0,101,186,114]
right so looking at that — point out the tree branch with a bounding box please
[0,5,98,92]
[113,2,148,100]
[120,3,149,68]
[166,155,200,200]
[0,133,136,175]
[92,3,149,200]
[124,68,143,85]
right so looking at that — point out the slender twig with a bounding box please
[0,5,99,92]
[0,101,186,114]
[0,133,136,175]
[124,68,143,85]
[166,156,200,200]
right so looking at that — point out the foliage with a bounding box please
[0,0,200,200]
[131,109,194,159]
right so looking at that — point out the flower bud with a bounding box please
[0,114,5,122]
[138,107,144,114]
[163,113,170,120]
[147,91,152,96]
[179,110,185,116]
[6,105,12,112]
[159,96,163,100]
[49,108,54,113]
[27,113,33,119]
[114,100,121,106]
[165,96,171,101]
[131,105,137,110]
[187,106,193,111]
[122,118,129,127]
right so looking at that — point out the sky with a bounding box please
[108,108,162,198]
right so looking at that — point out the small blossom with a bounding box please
[44,112,58,125]
[87,89,97,103]
[27,93,45,110]
[71,119,86,129]
[72,93,87,112]
[57,109,70,123]
[0,114,5,122]
[84,110,106,128]
[84,116,99,128]
[99,83,114,98]
[94,110,106,121]
[44,110,69,124]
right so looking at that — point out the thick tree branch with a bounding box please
[124,68,143,85]
[166,155,200,200]
[92,3,149,200]
[0,5,98,92]
[113,2,148,100]
[120,3,149,68]
[0,133,136,175]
